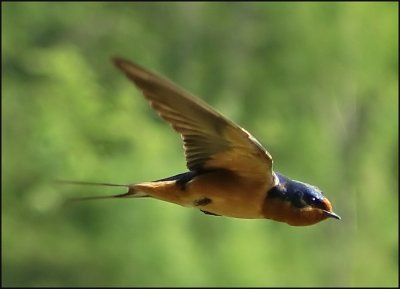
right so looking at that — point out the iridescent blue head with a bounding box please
[264,173,340,226]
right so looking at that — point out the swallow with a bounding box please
[64,57,341,226]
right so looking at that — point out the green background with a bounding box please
[2,2,398,287]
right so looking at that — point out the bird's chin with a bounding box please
[322,210,341,220]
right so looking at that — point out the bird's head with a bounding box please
[264,174,341,226]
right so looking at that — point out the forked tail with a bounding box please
[55,180,148,205]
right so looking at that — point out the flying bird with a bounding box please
[64,57,341,226]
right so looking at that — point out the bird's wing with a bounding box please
[113,58,274,185]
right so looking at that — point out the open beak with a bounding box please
[323,210,341,220]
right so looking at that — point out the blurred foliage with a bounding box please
[2,2,398,287]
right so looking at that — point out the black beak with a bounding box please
[323,210,341,220]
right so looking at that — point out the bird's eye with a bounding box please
[311,197,316,202]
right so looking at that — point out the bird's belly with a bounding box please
[194,197,264,219]
[183,172,268,219]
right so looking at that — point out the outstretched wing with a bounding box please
[113,57,274,185]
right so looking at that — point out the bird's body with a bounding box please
[65,57,340,226]
[139,170,270,219]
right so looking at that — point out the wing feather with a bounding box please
[113,57,274,186]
